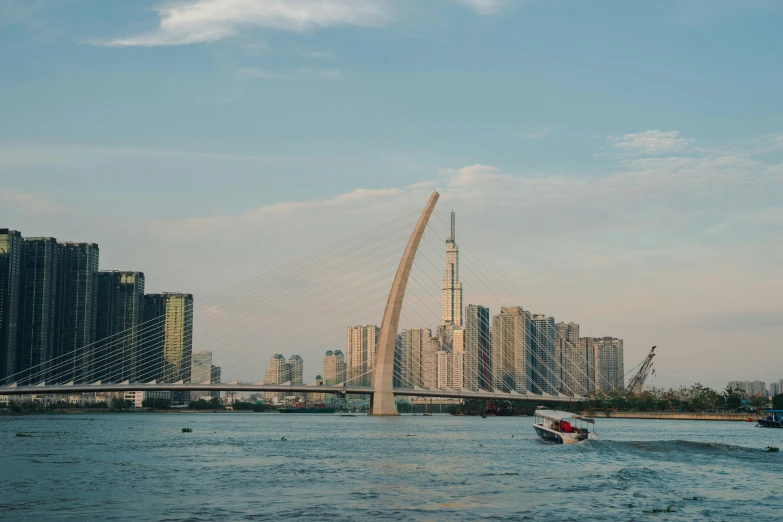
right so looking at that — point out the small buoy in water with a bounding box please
[281,436,287,441]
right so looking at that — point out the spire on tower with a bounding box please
[450,210,455,241]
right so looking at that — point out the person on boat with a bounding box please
[561,420,574,433]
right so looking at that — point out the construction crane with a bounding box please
[625,346,656,394]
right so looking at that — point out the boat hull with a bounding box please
[534,424,596,444]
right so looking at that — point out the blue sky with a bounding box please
[1,0,782,387]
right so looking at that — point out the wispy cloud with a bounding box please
[237,67,343,81]
[0,0,47,28]
[309,51,334,60]
[609,130,692,155]
[516,125,554,140]
[0,188,60,214]
[456,0,528,15]
[99,0,391,47]
[0,141,307,168]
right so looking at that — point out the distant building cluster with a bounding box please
[0,228,216,391]
[327,212,626,396]
[262,354,304,402]
[729,379,783,397]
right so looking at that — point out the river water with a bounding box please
[1,413,782,521]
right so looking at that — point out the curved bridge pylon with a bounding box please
[370,191,440,415]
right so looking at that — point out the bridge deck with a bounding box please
[0,383,581,402]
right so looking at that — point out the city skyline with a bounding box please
[2,1,781,389]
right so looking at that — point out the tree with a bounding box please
[142,397,171,410]
[773,394,783,410]
[111,398,132,411]
[722,385,744,410]
[749,395,770,411]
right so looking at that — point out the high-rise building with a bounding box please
[191,351,213,383]
[322,350,346,385]
[597,337,624,392]
[422,336,440,389]
[0,229,23,381]
[20,237,60,383]
[305,375,326,403]
[465,304,490,391]
[555,322,581,396]
[190,351,213,400]
[95,271,145,382]
[577,337,599,394]
[264,353,288,402]
[491,306,531,393]
[396,328,431,388]
[441,211,463,328]
[452,327,471,390]
[530,314,557,395]
[346,325,378,387]
[727,380,766,397]
[210,364,221,398]
[57,242,99,382]
[287,354,303,385]
[436,350,463,390]
[556,322,580,344]
[141,293,193,384]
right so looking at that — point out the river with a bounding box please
[1,413,781,521]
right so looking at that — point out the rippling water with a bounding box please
[2,413,782,521]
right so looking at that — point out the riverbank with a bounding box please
[585,411,752,421]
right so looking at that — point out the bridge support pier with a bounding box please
[370,191,439,416]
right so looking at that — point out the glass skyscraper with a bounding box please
[142,292,193,384]
[530,314,557,395]
[465,304,490,391]
[0,229,23,381]
[20,237,60,383]
[57,242,99,382]
[95,271,145,382]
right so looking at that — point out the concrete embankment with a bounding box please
[584,411,752,421]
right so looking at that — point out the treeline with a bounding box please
[187,398,277,412]
[581,384,783,413]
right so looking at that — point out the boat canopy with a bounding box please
[535,409,595,424]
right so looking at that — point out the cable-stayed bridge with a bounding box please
[1,191,615,413]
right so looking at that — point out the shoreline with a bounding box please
[584,411,753,421]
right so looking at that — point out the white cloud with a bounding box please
[100,0,391,47]
[610,130,692,155]
[457,0,527,15]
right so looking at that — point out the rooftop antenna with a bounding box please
[450,210,455,241]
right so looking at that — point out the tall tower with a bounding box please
[0,229,24,381]
[141,292,193,384]
[20,237,60,383]
[95,271,145,382]
[465,304,490,391]
[57,242,100,382]
[346,325,378,387]
[490,306,531,393]
[441,210,463,328]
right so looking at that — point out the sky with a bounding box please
[1,0,782,389]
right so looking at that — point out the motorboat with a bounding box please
[757,410,783,428]
[533,409,598,444]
